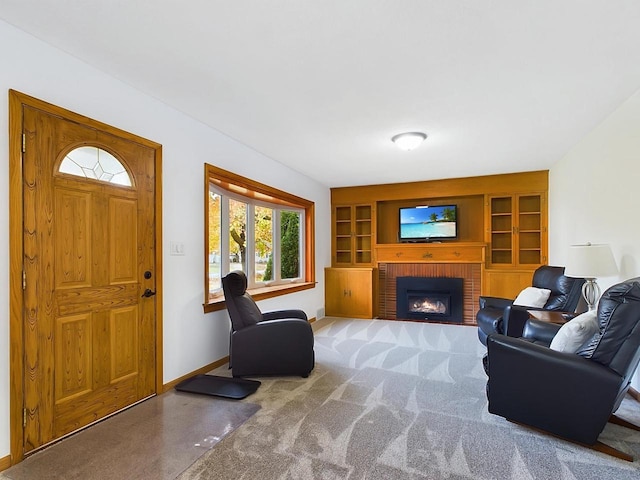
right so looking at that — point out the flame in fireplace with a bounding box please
[409,299,447,314]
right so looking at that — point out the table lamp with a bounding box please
[565,243,618,311]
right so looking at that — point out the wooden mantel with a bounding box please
[375,242,486,264]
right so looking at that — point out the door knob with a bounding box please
[141,288,157,298]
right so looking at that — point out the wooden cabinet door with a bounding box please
[333,206,354,265]
[484,193,546,298]
[483,269,534,298]
[486,193,546,268]
[487,195,515,266]
[332,204,374,266]
[325,268,376,318]
[516,194,546,266]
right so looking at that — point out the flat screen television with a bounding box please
[399,204,457,242]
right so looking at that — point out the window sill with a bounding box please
[203,281,316,314]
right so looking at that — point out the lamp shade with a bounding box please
[565,243,618,279]
[391,132,427,151]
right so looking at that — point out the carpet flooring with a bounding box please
[179,317,640,480]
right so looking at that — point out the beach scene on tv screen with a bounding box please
[400,206,456,238]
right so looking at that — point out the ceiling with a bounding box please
[2,1,640,188]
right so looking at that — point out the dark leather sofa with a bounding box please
[477,265,584,346]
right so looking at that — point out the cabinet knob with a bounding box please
[422,252,433,258]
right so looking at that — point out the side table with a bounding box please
[527,310,576,325]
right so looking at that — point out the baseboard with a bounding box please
[629,387,640,403]
[162,356,230,393]
[0,454,11,472]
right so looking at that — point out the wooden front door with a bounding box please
[18,98,160,454]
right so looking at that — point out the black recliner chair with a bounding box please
[222,271,315,378]
[476,265,584,346]
[486,277,640,461]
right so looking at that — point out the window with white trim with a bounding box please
[205,164,315,307]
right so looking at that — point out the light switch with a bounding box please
[170,241,185,256]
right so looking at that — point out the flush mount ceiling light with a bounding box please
[391,132,427,151]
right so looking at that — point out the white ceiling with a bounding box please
[2,1,640,188]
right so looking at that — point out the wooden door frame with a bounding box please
[8,90,164,464]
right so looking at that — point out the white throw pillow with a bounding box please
[513,287,551,308]
[549,310,599,353]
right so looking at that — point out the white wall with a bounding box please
[0,20,330,458]
[549,88,640,390]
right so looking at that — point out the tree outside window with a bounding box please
[229,199,247,272]
[255,206,273,282]
[208,191,221,293]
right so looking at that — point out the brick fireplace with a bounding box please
[378,263,482,325]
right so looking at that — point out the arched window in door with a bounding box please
[59,146,132,186]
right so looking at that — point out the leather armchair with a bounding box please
[476,265,584,346]
[222,271,315,378]
[486,278,640,460]
[520,317,561,346]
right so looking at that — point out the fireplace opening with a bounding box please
[396,277,463,323]
[407,292,450,315]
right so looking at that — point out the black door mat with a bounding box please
[175,374,261,400]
